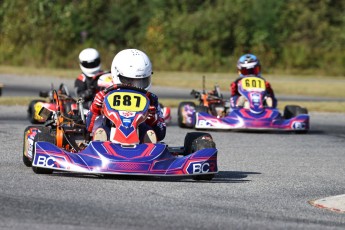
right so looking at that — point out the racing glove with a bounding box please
[265,81,274,96]
[145,106,158,126]
[230,82,238,96]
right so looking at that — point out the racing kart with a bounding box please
[27,83,78,124]
[27,73,172,125]
[178,76,309,133]
[27,72,113,124]
[22,84,218,180]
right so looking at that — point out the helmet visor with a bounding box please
[119,75,151,89]
[80,57,101,69]
[240,66,260,76]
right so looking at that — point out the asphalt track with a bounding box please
[1,74,345,229]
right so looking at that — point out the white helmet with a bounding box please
[79,48,101,77]
[111,49,152,90]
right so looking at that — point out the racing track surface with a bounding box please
[1,105,345,230]
[1,74,345,229]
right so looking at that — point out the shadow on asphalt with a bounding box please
[49,170,261,183]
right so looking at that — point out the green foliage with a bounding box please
[0,0,344,75]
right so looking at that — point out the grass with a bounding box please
[0,97,38,106]
[1,65,345,112]
[277,101,345,113]
[0,65,79,79]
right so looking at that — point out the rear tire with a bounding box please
[177,101,196,128]
[32,127,55,174]
[283,105,308,119]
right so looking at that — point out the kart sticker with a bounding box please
[34,102,44,120]
[106,92,148,112]
[198,120,212,127]
[292,121,306,130]
[241,77,266,91]
[119,111,135,118]
[186,161,217,174]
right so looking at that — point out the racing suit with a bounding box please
[230,75,277,109]
[74,71,106,108]
[86,88,166,142]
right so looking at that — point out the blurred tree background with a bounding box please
[0,0,344,75]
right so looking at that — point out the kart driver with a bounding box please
[230,53,277,109]
[86,48,166,143]
[75,48,111,108]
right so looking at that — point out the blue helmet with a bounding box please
[237,54,261,76]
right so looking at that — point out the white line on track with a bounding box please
[309,194,345,213]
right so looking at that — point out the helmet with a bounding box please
[79,48,101,77]
[111,49,152,90]
[237,54,261,76]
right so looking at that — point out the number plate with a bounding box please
[241,77,266,91]
[106,92,148,112]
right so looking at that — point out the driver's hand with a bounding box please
[146,106,158,126]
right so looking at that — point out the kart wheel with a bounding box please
[184,132,216,181]
[27,100,45,124]
[22,126,36,167]
[183,132,215,155]
[283,105,308,119]
[32,127,55,174]
[177,102,196,128]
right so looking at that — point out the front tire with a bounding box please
[31,127,56,174]
[183,132,216,181]
[183,132,215,155]
[283,105,308,119]
[22,126,40,167]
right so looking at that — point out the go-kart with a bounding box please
[22,84,218,180]
[178,76,309,133]
[27,72,113,124]
[27,83,78,124]
[27,73,172,125]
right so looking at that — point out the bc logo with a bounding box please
[198,120,211,127]
[36,156,56,167]
[187,162,210,174]
[292,122,306,130]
